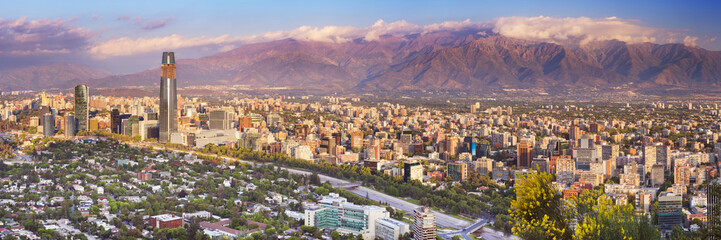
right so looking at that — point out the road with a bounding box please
[438,218,488,240]
[280,167,472,229]
[131,143,473,229]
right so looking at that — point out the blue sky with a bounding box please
[1,0,719,73]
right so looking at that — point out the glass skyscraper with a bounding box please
[74,84,89,132]
[159,52,177,143]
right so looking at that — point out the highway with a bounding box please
[131,143,473,229]
[438,218,488,240]
[280,167,472,229]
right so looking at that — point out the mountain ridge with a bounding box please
[3,31,721,93]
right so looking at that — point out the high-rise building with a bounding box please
[159,52,177,143]
[658,192,683,229]
[656,145,671,170]
[573,134,600,171]
[475,157,494,176]
[413,207,435,240]
[74,84,89,132]
[209,109,231,130]
[42,113,53,137]
[65,114,75,137]
[569,125,582,142]
[643,145,657,174]
[350,130,364,150]
[111,109,121,134]
[650,164,665,187]
[517,137,535,168]
[708,179,721,239]
[403,161,423,182]
[238,116,252,130]
[320,135,336,155]
[447,162,468,182]
[556,156,575,185]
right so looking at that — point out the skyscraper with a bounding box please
[74,84,89,132]
[111,109,121,134]
[159,52,177,143]
[42,113,53,137]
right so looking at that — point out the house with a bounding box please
[149,214,183,229]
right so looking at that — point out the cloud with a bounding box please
[0,17,92,56]
[89,34,237,58]
[422,19,490,33]
[683,35,699,47]
[115,15,130,21]
[89,18,497,59]
[141,18,170,30]
[493,16,664,46]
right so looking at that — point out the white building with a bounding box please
[375,217,410,240]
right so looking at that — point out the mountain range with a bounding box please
[2,30,721,93]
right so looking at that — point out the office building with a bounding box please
[42,113,53,137]
[375,218,410,240]
[209,109,232,130]
[517,137,534,168]
[74,84,89,132]
[656,145,671,170]
[110,109,121,134]
[304,193,389,240]
[573,134,600,171]
[447,162,468,182]
[413,207,435,240]
[159,52,178,143]
[658,192,683,229]
[403,161,423,182]
[65,114,75,137]
[320,135,336,155]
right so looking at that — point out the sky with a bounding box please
[1,0,720,73]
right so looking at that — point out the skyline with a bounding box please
[1,0,720,74]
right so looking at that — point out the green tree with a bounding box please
[574,197,659,240]
[331,230,341,240]
[509,171,571,240]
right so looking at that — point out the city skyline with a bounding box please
[0,1,720,240]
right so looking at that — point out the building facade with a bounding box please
[413,207,435,240]
[74,84,89,132]
[159,52,178,143]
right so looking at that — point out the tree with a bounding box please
[509,171,571,240]
[331,230,341,240]
[574,197,659,240]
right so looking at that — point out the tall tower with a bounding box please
[74,84,89,132]
[159,52,177,143]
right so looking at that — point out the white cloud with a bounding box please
[683,35,699,47]
[493,16,660,45]
[89,34,238,59]
[89,17,706,59]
